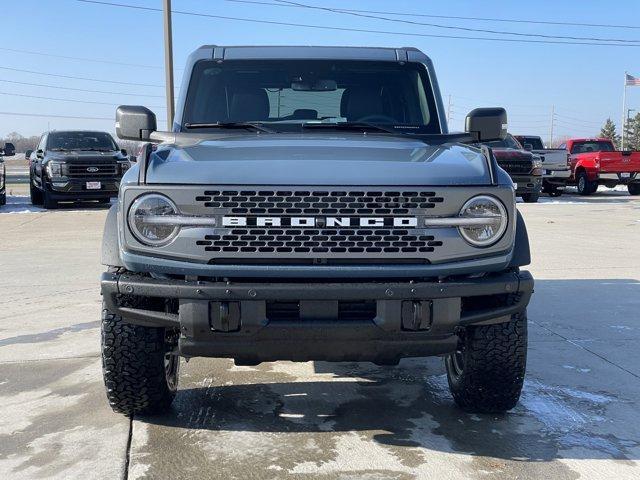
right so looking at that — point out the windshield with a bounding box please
[482,134,522,150]
[182,60,440,133]
[571,141,615,154]
[47,131,117,151]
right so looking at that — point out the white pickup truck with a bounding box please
[515,135,570,197]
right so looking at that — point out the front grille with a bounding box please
[64,162,118,177]
[196,189,444,215]
[192,188,447,260]
[198,228,442,254]
[496,160,532,175]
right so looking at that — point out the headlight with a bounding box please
[46,161,64,178]
[532,158,542,169]
[457,195,508,247]
[128,193,180,246]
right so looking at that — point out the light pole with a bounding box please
[163,0,175,129]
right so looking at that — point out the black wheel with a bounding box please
[521,193,539,203]
[628,183,640,196]
[0,192,5,206]
[577,172,596,196]
[445,312,527,413]
[29,180,43,206]
[42,189,57,209]
[547,186,562,197]
[101,300,180,415]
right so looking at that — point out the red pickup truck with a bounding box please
[560,138,640,195]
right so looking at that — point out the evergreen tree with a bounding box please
[624,113,640,151]
[599,118,621,148]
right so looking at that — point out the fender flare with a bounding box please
[101,204,123,267]
[508,210,531,268]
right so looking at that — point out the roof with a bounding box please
[191,45,429,62]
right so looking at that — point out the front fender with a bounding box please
[101,204,123,267]
[508,210,531,268]
[573,156,599,181]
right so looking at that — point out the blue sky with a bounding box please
[1,0,639,144]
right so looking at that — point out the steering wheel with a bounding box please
[355,114,397,124]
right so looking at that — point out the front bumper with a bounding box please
[101,269,534,363]
[512,175,543,194]
[46,177,120,199]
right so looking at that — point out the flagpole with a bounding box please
[622,71,627,150]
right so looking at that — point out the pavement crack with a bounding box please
[124,415,133,480]
[532,319,640,380]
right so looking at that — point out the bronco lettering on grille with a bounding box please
[222,217,418,228]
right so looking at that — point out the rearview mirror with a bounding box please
[2,142,15,157]
[115,105,157,141]
[465,108,507,142]
[25,149,33,159]
[291,79,337,91]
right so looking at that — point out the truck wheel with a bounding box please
[101,302,179,415]
[445,312,527,413]
[547,186,562,197]
[42,189,57,209]
[0,192,5,206]
[577,172,596,196]
[521,193,539,203]
[628,183,640,196]
[30,181,43,206]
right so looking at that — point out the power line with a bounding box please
[225,0,640,31]
[0,79,164,98]
[0,91,164,109]
[75,0,640,48]
[0,66,164,88]
[274,0,640,44]
[0,111,167,122]
[0,47,163,69]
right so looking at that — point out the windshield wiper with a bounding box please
[302,122,400,135]
[183,122,274,133]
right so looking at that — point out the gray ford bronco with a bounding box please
[101,46,533,416]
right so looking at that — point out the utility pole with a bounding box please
[622,72,627,150]
[549,105,555,147]
[446,94,452,125]
[163,0,175,129]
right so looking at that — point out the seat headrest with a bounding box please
[229,88,269,121]
[340,87,384,122]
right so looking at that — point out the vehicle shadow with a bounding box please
[140,279,640,463]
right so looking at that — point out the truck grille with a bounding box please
[64,162,118,177]
[193,189,446,259]
[195,189,444,215]
[496,160,532,175]
[198,228,442,254]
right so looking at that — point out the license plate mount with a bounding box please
[86,181,102,190]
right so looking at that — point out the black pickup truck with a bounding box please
[482,134,543,203]
[0,142,16,206]
[27,130,130,209]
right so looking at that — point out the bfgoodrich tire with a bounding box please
[445,312,527,413]
[101,301,180,415]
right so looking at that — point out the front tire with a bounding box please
[628,183,640,196]
[445,312,527,413]
[42,188,57,209]
[30,180,43,206]
[101,301,179,415]
[521,193,539,203]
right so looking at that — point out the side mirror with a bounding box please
[120,148,127,156]
[36,149,44,159]
[465,108,507,142]
[25,149,33,159]
[115,105,157,141]
[2,142,15,157]
[523,143,533,151]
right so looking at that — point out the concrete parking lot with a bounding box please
[1,187,639,479]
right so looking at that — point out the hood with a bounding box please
[145,133,492,186]
[47,150,124,163]
[491,148,533,161]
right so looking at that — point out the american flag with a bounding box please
[626,73,640,86]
